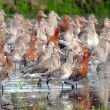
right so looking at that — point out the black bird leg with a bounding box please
[64,81,75,89]
[46,92,50,100]
[37,78,42,89]
[1,85,3,94]
[61,81,64,91]
[75,82,78,90]
[46,74,52,90]
[20,63,22,70]
[61,81,67,94]
[15,62,16,72]
[46,78,51,90]
[71,84,75,89]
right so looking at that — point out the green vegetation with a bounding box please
[0,0,110,18]
[91,105,108,110]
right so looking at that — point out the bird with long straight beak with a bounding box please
[78,14,99,50]
[23,32,38,66]
[46,11,61,37]
[58,15,71,32]
[70,49,91,82]
[73,15,87,36]
[44,49,75,90]
[48,27,61,46]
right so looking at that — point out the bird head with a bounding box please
[83,49,91,58]
[63,15,71,22]
[88,14,98,24]
[0,10,6,16]
[104,18,110,29]
[37,10,47,20]
[49,11,61,20]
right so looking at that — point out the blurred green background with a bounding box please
[0,0,110,18]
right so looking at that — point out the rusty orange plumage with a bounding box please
[58,15,70,31]
[73,49,91,77]
[48,27,60,45]
[5,53,13,74]
[23,34,38,62]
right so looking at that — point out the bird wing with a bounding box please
[49,67,61,78]
[78,30,88,44]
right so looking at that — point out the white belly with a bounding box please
[14,54,22,61]
[7,36,17,44]
[61,66,72,80]
[64,32,73,43]
[61,73,71,80]
[87,34,99,49]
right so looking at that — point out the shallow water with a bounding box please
[0,65,110,110]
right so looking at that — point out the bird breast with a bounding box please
[13,53,22,61]
[61,64,72,79]
[64,32,73,43]
[87,33,99,49]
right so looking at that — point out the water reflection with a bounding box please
[0,66,110,110]
[0,87,109,110]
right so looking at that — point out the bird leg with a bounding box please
[37,78,42,89]
[61,81,68,94]
[46,92,50,100]
[75,82,78,90]
[20,62,22,70]
[64,81,75,89]
[45,74,53,90]
[46,78,51,90]
[2,85,4,95]
[22,56,27,67]
[61,81,64,91]
[23,59,27,67]
[15,62,16,72]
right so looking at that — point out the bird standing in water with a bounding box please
[78,14,99,50]
[44,49,75,90]
[5,53,13,75]
[23,32,38,66]
[70,49,91,82]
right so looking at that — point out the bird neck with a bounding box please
[64,21,69,30]
[37,16,43,23]
[88,21,96,33]
[76,19,81,28]
[66,53,73,65]
[53,29,60,40]
[29,39,36,51]
[59,21,69,31]
[68,24,73,33]
[81,57,90,68]
[30,43,36,50]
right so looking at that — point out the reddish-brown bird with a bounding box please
[0,41,6,68]
[23,33,38,63]
[0,52,13,80]
[58,15,71,32]
[72,49,91,80]
[48,27,61,46]
[5,53,13,75]
[36,10,47,24]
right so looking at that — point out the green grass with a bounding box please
[0,0,110,18]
